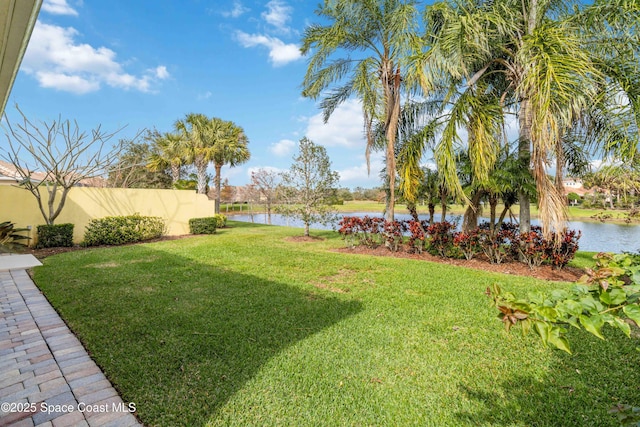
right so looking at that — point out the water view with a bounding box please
[230,212,640,254]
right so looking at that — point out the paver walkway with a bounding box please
[0,265,141,427]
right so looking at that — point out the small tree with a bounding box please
[279,137,340,237]
[107,137,171,189]
[3,106,121,225]
[251,168,280,225]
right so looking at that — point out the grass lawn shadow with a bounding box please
[455,328,640,427]
[34,245,362,426]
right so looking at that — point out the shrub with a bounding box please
[83,214,165,246]
[338,216,384,248]
[406,220,428,254]
[189,217,218,235]
[0,221,30,253]
[514,227,549,269]
[546,229,581,269]
[476,223,514,265]
[213,214,227,228]
[382,220,404,252]
[37,224,74,248]
[453,228,481,260]
[426,221,457,257]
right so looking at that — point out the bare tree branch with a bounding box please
[2,105,125,225]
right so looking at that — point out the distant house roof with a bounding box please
[0,158,47,183]
[0,159,108,187]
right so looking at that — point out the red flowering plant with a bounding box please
[453,228,482,260]
[426,221,457,258]
[477,223,513,264]
[382,220,405,252]
[546,229,581,269]
[406,220,427,253]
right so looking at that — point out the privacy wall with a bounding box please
[0,186,215,244]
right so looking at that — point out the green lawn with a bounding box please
[33,222,639,426]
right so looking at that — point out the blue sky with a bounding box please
[3,0,386,189]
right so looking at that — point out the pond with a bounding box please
[230,212,640,254]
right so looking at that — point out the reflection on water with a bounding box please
[230,212,640,254]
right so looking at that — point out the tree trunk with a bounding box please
[304,222,310,237]
[555,141,566,205]
[428,203,435,224]
[440,187,448,221]
[518,98,532,233]
[214,163,222,214]
[383,64,401,223]
[489,194,498,232]
[171,163,180,184]
[195,157,208,195]
[462,191,483,233]
[407,202,420,222]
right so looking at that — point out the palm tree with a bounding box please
[301,0,423,222]
[175,113,213,195]
[207,119,250,214]
[175,114,250,210]
[418,0,630,236]
[147,131,189,185]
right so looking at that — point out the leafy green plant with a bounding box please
[189,217,218,235]
[212,214,227,228]
[83,214,166,246]
[0,221,30,253]
[37,224,74,248]
[489,252,640,354]
[490,252,640,426]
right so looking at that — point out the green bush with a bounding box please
[0,221,31,253]
[83,214,166,246]
[213,214,227,228]
[37,224,74,248]
[189,217,218,234]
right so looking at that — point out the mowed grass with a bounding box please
[33,221,639,426]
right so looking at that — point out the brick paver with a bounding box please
[0,269,141,427]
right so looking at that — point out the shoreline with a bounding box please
[222,203,640,226]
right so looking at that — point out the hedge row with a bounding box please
[338,216,581,269]
[83,214,166,246]
[37,224,74,248]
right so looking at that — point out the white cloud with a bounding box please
[198,91,213,100]
[21,21,168,94]
[336,153,385,186]
[153,66,170,80]
[269,139,296,157]
[305,99,366,149]
[262,0,292,32]
[235,31,301,66]
[42,0,78,16]
[222,1,250,18]
[35,72,98,93]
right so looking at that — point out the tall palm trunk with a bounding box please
[170,163,180,185]
[516,0,540,234]
[428,203,435,224]
[383,65,402,222]
[195,156,208,195]
[555,141,566,205]
[440,187,448,220]
[489,194,498,232]
[518,98,532,233]
[214,163,222,214]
